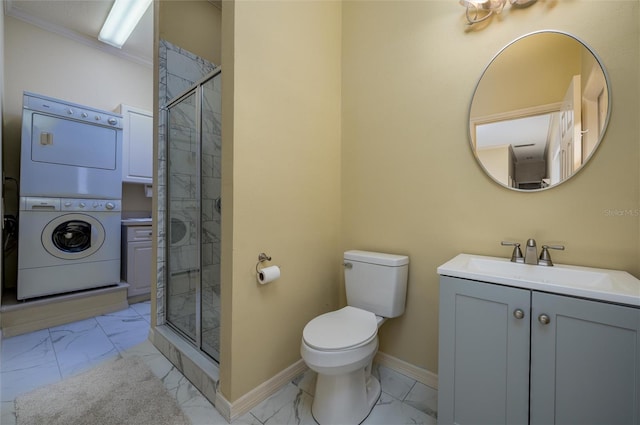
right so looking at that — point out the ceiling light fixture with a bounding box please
[99,0,152,48]
[460,0,537,25]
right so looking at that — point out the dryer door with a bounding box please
[42,213,105,259]
[30,113,118,170]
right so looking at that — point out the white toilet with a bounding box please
[300,250,409,425]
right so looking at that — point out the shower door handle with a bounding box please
[215,197,222,214]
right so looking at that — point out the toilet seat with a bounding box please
[303,306,378,351]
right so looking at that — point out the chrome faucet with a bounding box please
[502,239,565,266]
[524,238,538,265]
[500,241,523,263]
[538,244,565,266]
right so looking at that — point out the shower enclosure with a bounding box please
[165,69,222,361]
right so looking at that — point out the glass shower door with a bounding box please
[166,69,221,362]
[166,91,200,342]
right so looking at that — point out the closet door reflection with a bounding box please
[167,91,200,343]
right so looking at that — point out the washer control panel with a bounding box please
[21,197,121,212]
[61,198,121,212]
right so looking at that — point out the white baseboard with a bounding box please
[375,351,438,390]
[215,359,308,422]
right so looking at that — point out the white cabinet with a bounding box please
[438,276,640,425]
[121,225,152,298]
[118,104,153,184]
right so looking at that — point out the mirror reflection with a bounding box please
[469,31,610,191]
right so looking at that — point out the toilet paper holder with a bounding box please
[255,252,272,273]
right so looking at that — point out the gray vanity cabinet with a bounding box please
[530,291,640,425]
[438,276,530,425]
[439,275,640,425]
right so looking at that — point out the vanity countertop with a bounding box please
[438,253,640,307]
[121,218,152,226]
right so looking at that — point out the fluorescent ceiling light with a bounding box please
[99,0,151,48]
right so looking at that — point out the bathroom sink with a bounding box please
[465,256,612,287]
[438,254,640,306]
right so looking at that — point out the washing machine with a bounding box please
[17,197,122,300]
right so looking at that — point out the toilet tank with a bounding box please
[343,250,409,318]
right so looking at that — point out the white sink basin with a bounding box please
[438,254,640,306]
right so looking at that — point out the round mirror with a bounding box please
[469,31,611,191]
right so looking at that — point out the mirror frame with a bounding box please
[468,30,612,192]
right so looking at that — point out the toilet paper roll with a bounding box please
[257,265,280,285]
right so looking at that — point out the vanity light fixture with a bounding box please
[460,0,537,25]
[98,0,152,48]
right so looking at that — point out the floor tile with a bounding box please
[364,392,437,425]
[250,382,303,424]
[375,364,417,400]
[404,381,438,418]
[263,389,316,425]
[232,412,264,425]
[0,329,61,402]
[292,368,317,397]
[95,306,150,353]
[130,301,152,322]
[50,317,120,378]
[1,401,16,425]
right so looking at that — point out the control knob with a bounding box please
[105,202,116,210]
[107,117,118,125]
[79,202,86,208]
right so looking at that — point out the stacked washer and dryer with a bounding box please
[17,92,123,300]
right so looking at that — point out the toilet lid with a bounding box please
[303,306,378,351]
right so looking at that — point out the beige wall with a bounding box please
[122,183,152,214]
[221,0,342,401]
[342,0,639,374]
[158,0,221,65]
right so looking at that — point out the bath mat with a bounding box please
[15,356,190,425]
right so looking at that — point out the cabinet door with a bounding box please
[531,292,640,425]
[127,240,152,297]
[121,105,153,183]
[439,276,531,425]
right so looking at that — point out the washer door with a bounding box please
[42,213,105,260]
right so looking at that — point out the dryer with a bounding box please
[17,197,121,300]
[20,92,122,199]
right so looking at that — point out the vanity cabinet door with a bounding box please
[121,225,153,298]
[439,276,531,425]
[530,292,640,425]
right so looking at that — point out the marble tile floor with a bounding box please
[0,302,438,424]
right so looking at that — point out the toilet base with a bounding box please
[311,367,382,425]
